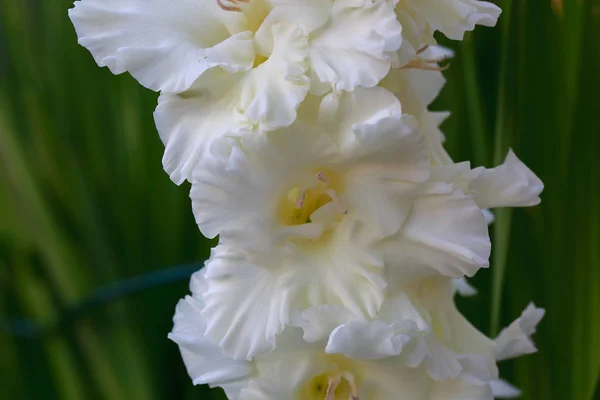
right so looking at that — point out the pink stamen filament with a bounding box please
[296,188,307,209]
[401,57,450,71]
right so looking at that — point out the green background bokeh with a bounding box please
[1,0,598,399]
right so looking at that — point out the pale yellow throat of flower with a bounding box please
[278,170,347,226]
[299,369,360,400]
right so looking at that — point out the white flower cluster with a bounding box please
[69,0,545,398]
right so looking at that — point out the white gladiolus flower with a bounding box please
[70,0,403,184]
[170,272,543,399]
[189,87,493,360]
[68,0,547,397]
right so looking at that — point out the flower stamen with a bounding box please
[296,188,307,209]
[325,375,341,400]
[401,57,450,71]
[416,45,429,55]
[324,372,359,400]
[316,171,329,184]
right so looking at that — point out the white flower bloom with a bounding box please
[189,87,492,359]
[171,271,501,399]
[70,0,403,184]
[388,0,501,64]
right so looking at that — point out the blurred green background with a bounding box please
[0,0,598,399]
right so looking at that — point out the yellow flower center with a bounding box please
[298,370,360,400]
[278,170,347,227]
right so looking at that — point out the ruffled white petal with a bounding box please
[384,184,491,283]
[298,305,360,343]
[168,271,252,388]
[326,320,420,360]
[470,149,544,209]
[393,8,434,66]
[238,22,310,129]
[201,216,387,360]
[201,246,293,360]
[155,22,310,184]
[381,45,454,166]
[308,0,402,93]
[494,303,545,361]
[69,0,255,92]
[382,48,449,114]
[421,110,454,166]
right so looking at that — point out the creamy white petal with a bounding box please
[154,70,242,185]
[308,0,402,93]
[200,246,292,360]
[424,336,463,381]
[253,0,333,52]
[408,278,499,380]
[421,110,454,166]
[238,22,310,130]
[494,303,545,361]
[490,379,522,398]
[318,88,431,236]
[319,86,403,139]
[384,184,491,283]
[155,22,310,184]
[69,0,255,92]
[393,8,434,66]
[201,216,387,360]
[470,149,544,209]
[377,289,428,331]
[380,47,453,165]
[298,305,360,343]
[168,271,252,389]
[382,64,447,115]
[342,114,431,236]
[483,209,495,224]
[326,320,419,360]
